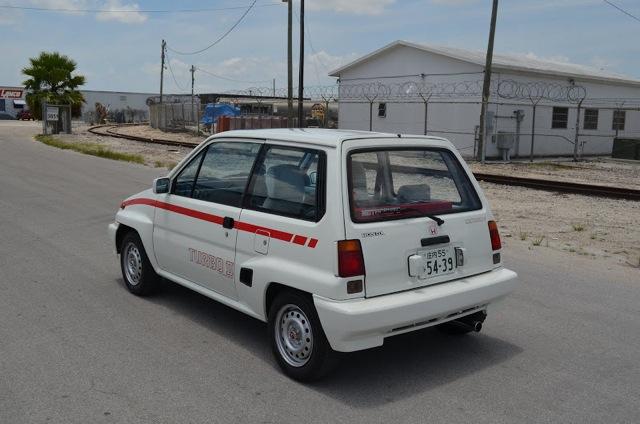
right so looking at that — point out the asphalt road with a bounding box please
[1,121,638,424]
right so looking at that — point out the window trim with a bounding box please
[346,147,482,224]
[171,146,207,197]
[551,106,569,129]
[242,144,327,223]
[583,108,598,131]
[170,140,262,207]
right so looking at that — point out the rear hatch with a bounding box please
[342,139,497,298]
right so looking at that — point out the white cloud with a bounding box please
[96,0,147,24]
[307,0,395,15]
[429,0,479,5]
[522,52,571,64]
[308,50,359,77]
[26,0,88,16]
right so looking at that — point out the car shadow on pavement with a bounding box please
[140,279,522,407]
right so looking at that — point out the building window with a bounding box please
[612,110,626,131]
[378,103,387,118]
[0,99,5,111]
[551,107,568,129]
[583,109,598,130]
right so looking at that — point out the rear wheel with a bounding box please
[268,291,337,381]
[120,232,160,296]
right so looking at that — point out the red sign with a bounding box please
[0,89,24,99]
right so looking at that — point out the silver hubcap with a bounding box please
[123,242,143,286]
[275,304,313,367]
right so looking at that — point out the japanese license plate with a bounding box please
[417,247,456,279]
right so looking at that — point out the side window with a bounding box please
[612,110,626,131]
[245,145,325,222]
[192,142,261,207]
[552,107,568,129]
[173,150,205,197]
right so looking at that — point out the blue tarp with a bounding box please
[200,103,241,126]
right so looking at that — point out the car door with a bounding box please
[153,140,263,300]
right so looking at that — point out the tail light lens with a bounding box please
[488,220,502,251]
[338,240,365,277]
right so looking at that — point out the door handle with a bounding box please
[222,216,235,229]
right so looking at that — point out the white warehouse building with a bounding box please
[330,41,640,159]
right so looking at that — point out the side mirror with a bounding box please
[153,177,170,194]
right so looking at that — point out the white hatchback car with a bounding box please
[109,129,518,381]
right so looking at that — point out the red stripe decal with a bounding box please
[234,221,293,243]
[292,235,307,245]
[123,198,317,247]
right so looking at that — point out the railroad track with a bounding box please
[88,124,200,148]
[87,124,639,201]
[473,173,640,201]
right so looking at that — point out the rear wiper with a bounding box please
[400,208,445,226]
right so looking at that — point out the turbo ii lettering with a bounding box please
[109,128,518,381]
[188,248,234,279]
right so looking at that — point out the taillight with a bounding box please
[488,220,502,251]
[337,240,365,277]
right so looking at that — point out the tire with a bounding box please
[268,291,337,382]
[119,232,160,296]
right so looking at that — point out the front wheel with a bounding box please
[120,232,160,296]
[268,291,337,381]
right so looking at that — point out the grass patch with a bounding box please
[154,160,178,170]
[532,236,545,246]
[35,134,145,164]
[572,223,585,232]
[519,229,528,241]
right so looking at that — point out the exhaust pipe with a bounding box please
[448,311,486,333]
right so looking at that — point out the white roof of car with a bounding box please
[330,40,640,87]
[213,128,448,148]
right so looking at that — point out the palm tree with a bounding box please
[22,52,86,119]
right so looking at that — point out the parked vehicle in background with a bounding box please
[108,129,518,381]
[16,110,35,121]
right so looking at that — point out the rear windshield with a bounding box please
[347,148,482,223]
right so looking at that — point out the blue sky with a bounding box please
[1,0,639,94]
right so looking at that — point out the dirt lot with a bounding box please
[106,123,203,146]
[471,159,640,190]
[44,125,640,270]
[54,123,197,169]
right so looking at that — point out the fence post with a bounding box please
[573,100,583,162]
[423,100,429,135]
[369,101,373,131]
[530,103,537,162]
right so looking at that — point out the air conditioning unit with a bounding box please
[493,131,515,149]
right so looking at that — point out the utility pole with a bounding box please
[160,39,166,104]
[477,0,499,163]
[297,0,305,127]
[190,65,196,128]
[286,0,293,127]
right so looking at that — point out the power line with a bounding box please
[602,0,640,23]
[0,2,279,14]
[166,53,188,92]
[195,67,271,84]
[167,0,258,56]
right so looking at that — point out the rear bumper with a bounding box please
[108,222,119,254]
[314,267,518,352]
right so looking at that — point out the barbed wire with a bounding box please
[213,79,588,104]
